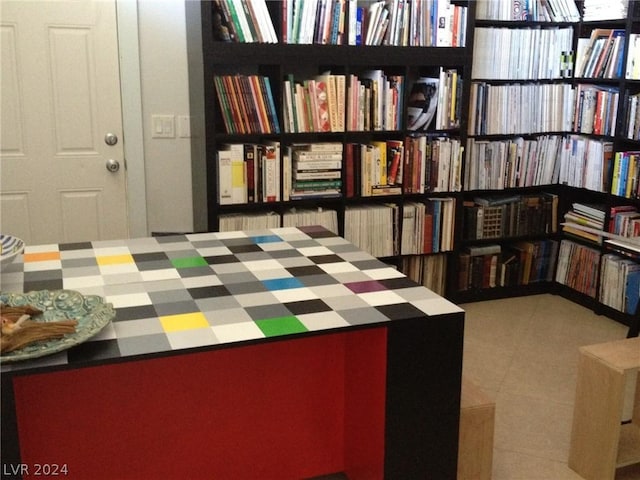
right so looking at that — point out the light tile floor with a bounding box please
[461,293,640,480]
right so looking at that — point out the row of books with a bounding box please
[463,193,558,241]
[472,27,574,80]
[464,135,562,191]
[214,75,280,134]
[400,135,463,194]
[406,69,463,132]
[283,73,346,133]
[218,208,338,234]
[575,29,626,79]
[600,253,640,314]
[401,199,456,255]
[622,93,640,140]
[400,254,447,296]
[555,239,600,298]
[609,205,640,238]
[475,0,580,21]
[626,34,640,80]
[353,0,468,47]
[213,0,467,46]
[557,136,612,192]
[572,84,619,137]
[623,91,640,140]
[212,0,278,43]
[346,70,404,132]
[468,82,574,136]
[283,0,347,45]
[217,142,280,205]
[344,204,399,257]
[342,136,463,197]
[457,240,559,291]
[611,150,640,198]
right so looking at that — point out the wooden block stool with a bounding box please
[568,336,640,480]
[458,376,495,480]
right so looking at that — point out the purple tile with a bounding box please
[345,280,387,293]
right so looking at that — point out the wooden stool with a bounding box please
[458,377,495,480]
[568,337,640,480]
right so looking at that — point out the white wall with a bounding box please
[137,0,194,234]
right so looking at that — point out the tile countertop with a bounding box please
[0,226,462,373]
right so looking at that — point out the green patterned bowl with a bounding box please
[0,289,115,363]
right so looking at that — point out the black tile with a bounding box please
[376,303,424,321]
[205,254,241,264]
[23,278,63,292]
[309,254,343,264]
[188,285,232,299]
[59,242,93,251]
[114,304,158,321]
[67,339,121,363]
[284,299,332,315]
[285,265,326,277]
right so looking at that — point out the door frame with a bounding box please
[117,0,148,238]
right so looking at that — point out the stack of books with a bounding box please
[284,142,342,200]
[561,202,606,244]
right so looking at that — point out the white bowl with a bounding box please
[1,234,25,267]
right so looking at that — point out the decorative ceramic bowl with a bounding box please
[0,234,25,267]
[0,289,115,363]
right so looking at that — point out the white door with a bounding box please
[1,0,128,245]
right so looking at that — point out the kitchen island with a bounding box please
[1,226,464,479]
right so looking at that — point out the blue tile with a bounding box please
[262,277,304,291]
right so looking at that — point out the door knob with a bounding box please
[105,133,118,145]
[106,159,120,172]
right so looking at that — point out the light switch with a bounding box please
[151,115,175,138]
[178,115,191,138]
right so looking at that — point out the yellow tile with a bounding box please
[160,312,209,332]
[24,251,60,262]
[96,254,134,265]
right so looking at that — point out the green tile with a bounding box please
[171,256,208,268]
[255,316,308,337]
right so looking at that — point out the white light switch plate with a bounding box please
[151,115,175,138]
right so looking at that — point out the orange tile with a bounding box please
[23,251,61,262]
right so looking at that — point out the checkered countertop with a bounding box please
[0,226,462,373]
